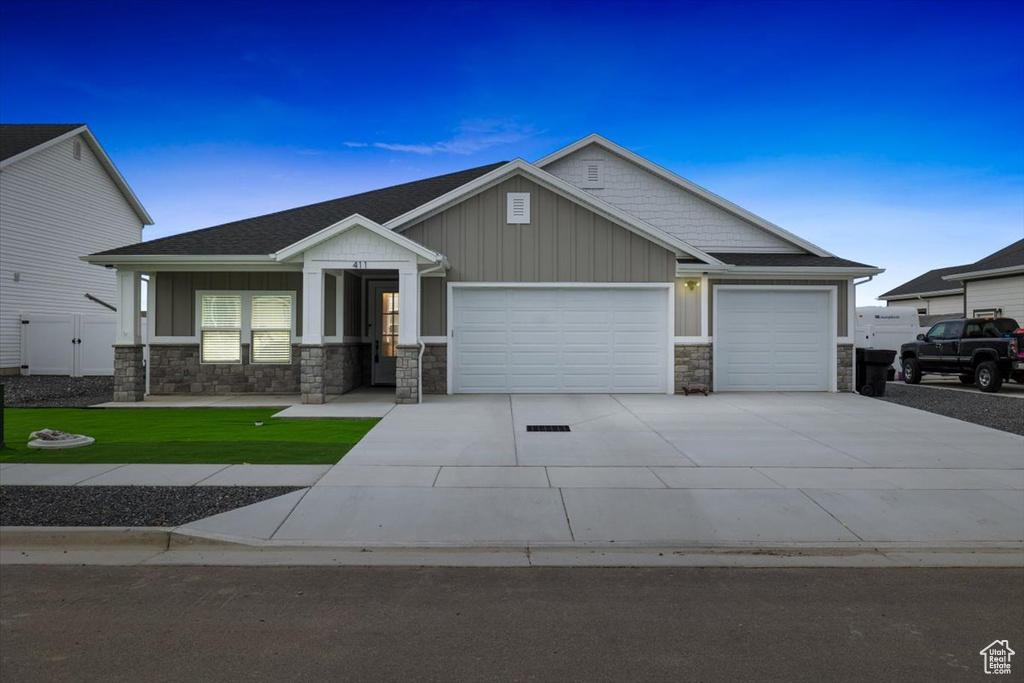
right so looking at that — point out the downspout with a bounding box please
[852,276,874,392]
[417,261,447,404]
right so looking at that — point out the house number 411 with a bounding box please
[352,261,368,269]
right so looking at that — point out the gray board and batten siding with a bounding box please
[401,174,677,337]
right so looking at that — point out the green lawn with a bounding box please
[0,409,378,464]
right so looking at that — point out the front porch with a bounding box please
[110,216,448,406]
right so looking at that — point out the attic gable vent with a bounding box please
[507,192,530,224]
[582,159,604,188]
[72,140,82,160]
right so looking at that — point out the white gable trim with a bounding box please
[942,264,1024,282]
[272,213,447,264]
[1,125,153,225]
[385,159,724,266]
[536,134,832,258]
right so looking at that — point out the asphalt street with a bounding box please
[1,566,1021,682]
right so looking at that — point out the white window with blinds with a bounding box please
[197,291,295,364]
[251,294,293,364]
[200,294,242,364]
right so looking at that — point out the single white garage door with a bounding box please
[451,287,669,393]
[715,289,831,392]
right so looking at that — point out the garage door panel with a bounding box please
[452,287,668,393]
[716,289,831,392]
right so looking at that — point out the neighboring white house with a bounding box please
[944,239,1024,324]
[0,124,153,375]
[877,264,966,315]
[879,239,1024,325]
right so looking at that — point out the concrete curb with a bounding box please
[1,526,171,549]
[2,526,1022,567]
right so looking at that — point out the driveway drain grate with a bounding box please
[526,425,571,432]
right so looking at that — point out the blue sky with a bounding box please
[1,0,1022,304]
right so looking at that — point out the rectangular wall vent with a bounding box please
[526,425,571,432]
[73,140,82,160]
[581,159,604,188]
[507,192,531,224]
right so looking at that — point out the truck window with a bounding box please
[944,321,964,339]
[965,323,983,338]
[926,322,948,339]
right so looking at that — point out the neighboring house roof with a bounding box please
[943,238,1024,282]
[0,123,83,160]
[535,133,833,258]
[0,123,153,225]
[91,162,507,257]
[879,264,968,300]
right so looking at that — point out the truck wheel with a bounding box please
[975,361,1003,393]
[902,358,922,385]
[958,375,975,385]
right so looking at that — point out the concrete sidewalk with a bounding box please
[0,464,332,487]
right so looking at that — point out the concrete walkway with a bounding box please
[92,387,396,418]
[170,393,1023,549]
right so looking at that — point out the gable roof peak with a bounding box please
[535,133,832,258]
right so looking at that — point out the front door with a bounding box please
[370,281,399,385]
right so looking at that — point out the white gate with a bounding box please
[19,312,143,376]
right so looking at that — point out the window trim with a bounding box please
[195,290,297,365]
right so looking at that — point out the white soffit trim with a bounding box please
[535,133,832,258]
[385,159,723,265]
[272,213,446,263]
[1,125,154,225]
[942,264,1024,281]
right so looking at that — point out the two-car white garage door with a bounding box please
[451,287,669,393]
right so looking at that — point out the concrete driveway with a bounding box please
[178,392,1024,551]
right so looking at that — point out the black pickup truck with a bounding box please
[900,317,1024,392]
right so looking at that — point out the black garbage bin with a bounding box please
[855,348,897,397]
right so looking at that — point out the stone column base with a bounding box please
[396,345,420,404]
[674,343,713,393]
[113,344,146,402]
[837,343,854,393]
[300,345,326,404]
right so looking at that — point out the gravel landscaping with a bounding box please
[0,486,301,526]
[879,383,1024,436]
[1,376,113,408]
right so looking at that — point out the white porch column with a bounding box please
[302,267,325,344]
[398,263,419,345]
[116,269,141,345]
[113,268,144,401]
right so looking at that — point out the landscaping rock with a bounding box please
[0,486,302,527]
[879,383,1024,436]
[1,376,113,408]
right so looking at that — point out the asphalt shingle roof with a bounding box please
[705,253,876,269]
[880,264,968,299]
[0,123,84,161]
[881,238,1024,297]
[947,238,1024,276]
[92,162,508,257]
